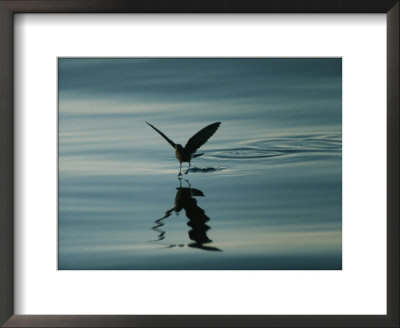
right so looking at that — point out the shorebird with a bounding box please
[146,122,221,176]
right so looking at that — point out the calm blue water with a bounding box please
[58,58,342,270]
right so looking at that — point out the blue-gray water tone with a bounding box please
[58,58,342,270]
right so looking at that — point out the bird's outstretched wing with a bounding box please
[146,122,176,149]
[184,122,221,156]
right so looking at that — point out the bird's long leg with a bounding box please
[184,162,191,175]
[178,163,182,177]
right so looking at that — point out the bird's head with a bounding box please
[175,144,184,152]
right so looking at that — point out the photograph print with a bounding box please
[58,58,342,270]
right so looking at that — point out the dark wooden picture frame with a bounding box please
[0,1,398,327]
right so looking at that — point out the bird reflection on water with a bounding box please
[151,178,221,251]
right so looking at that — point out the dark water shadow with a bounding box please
[188,166,225,173]
[151,178,221,252]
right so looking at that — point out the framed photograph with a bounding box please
[0,1,398,327]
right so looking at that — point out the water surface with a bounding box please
[58,58,342,270]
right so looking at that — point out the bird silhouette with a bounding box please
[146,122,221,176]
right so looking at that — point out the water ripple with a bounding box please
[206,134,341,163]
[210,148,284,160]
